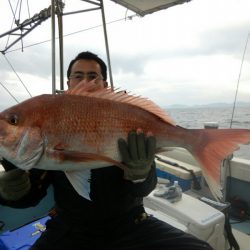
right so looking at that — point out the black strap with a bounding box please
[155,155,201,190]
[224,212,240,250]
[155,156,240,249]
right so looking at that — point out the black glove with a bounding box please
[118,129,156,181]
[0,169,31,201]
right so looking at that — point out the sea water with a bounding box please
[166,106,250,160]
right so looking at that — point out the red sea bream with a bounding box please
[0,86,250,199]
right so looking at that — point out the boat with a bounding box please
[0,1,250,249]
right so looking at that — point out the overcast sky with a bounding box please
[1,0,250,110]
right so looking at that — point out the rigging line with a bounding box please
[7,0,16,21]
[27,0,31,19]
[230,31,250,128]
[5,0,21,49]
[2,54,32,98]
[18,0,23,24]
[4,14,137,54]
[14,0,21,25]
[19,0,24,52]
[12,0,21,25]
[16,0,25,52]
[0,81,19,103]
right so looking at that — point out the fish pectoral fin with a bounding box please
[65,169,92,200]
[48,149,127,170]
[54,143,68,151]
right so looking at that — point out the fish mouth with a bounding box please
[0,122,8,140]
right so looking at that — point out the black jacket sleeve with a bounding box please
[124,161,157,197]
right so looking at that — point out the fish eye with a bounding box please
[8,114,18,125]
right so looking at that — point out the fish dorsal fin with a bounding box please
[66,82,176,126]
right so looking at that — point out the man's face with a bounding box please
[67,59,107,89]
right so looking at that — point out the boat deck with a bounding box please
[232,229,250,250]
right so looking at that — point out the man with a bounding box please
[0,51,213,250]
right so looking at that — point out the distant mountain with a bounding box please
[165,104,189,109]
[166,102,250,109]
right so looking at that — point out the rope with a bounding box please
[1,4,137,101]
[5,0,20,49]
[230,31,250,128]
[3,14,137,54]
[7,0,17,21]
[2,54,32,98]
[18,0,23,24]
[0,81,19,103]
[155,155,201,191]
[26,0,31,19]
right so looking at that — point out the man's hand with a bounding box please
[118,129,156,181]
[0,169,31,201]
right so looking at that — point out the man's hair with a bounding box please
[67,51,107,81]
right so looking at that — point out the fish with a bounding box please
[0,83,250,199]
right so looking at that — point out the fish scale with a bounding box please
[1,87,250,199]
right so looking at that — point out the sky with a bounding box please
[1,0,250,110]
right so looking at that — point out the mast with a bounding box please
[100,0,114,90]
[57,2,65,91]
[51,0,56,94]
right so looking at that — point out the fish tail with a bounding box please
[184,128,250,199]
